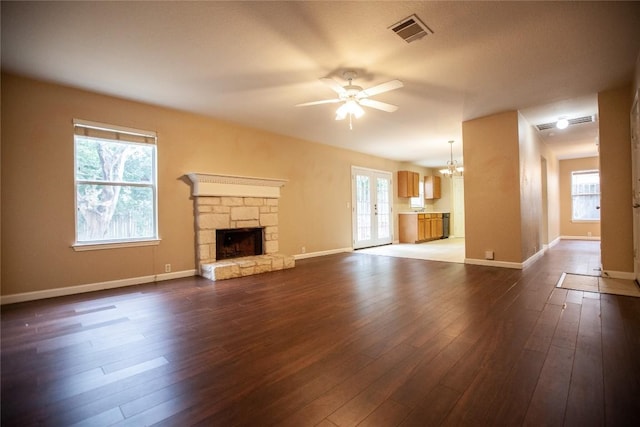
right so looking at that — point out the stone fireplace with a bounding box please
[187,173,295,280]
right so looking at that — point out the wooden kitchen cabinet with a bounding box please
[400,213,424,243]
[431,214,443,239]
[397,171,419,198]
[417,215,426,241]
[399,213,442,243]
[423,214,432,240]
[398,212,442,243]
[424,176,441,199]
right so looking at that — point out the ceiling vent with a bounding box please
[535,114,597,132]
[390,14,433,43]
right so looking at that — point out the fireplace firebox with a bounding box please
[216,227,264,260]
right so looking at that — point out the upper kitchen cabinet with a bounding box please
[424,176,441,199]
[397,171,419,198]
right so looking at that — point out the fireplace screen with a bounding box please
[216,227,264,260]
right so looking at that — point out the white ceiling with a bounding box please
[2,1,639,167]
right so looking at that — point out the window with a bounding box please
[410,177,424,209]
[571,170,600,221]
[74,119,158,248]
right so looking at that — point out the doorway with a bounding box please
[351,166,393,249]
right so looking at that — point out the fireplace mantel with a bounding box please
[187,173,287,198]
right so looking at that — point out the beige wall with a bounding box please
[543,149,561,246]
[433,174,452,212]
[462,110,560,265]
[636,51,640,93]
[559,157,601,238]
[518,112,545,259]
[1,73,430,297]
[462,111,523,263]
[598,84,634,274]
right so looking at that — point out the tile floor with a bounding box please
[558,273,640,298]
[356,237,465,263]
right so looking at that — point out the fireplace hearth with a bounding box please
[216,227,263,260]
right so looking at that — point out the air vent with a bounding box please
[568,115,596,125]
[390,14,433,43]
[536,122,556,131]
[535,114,597,132]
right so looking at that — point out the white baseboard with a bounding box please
[601,270,636,280]
[464,258,524,269]
[560,235,601,241]
[548,236,561,248]
[294,247,353,260]
[1,269,197,305]
[466,246,548,270]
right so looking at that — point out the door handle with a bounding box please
[634,203,640,209]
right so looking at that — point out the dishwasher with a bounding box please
[442,213,450,238]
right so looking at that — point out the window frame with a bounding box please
[72,119,160,251]
[570,169,600,223]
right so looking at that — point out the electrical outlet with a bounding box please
[301,246,306,254]
[164,264,171,273]
[485,251,494,260]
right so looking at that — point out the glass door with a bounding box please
[352,167,393,249]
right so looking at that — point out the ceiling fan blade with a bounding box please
[320,77,347,95]
[359,98,399,112]
[296,98,342,107]
[360,79,404,97]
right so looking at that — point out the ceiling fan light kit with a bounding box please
[296,70,403,129]
[336,100,364,120]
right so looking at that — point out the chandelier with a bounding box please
[439,140,464,177]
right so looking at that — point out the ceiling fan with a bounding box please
[296,71,404,129]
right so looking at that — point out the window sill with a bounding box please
[571,220,600,223]
[72,239,161,252]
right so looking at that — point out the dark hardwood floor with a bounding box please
[2,240,639,426]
